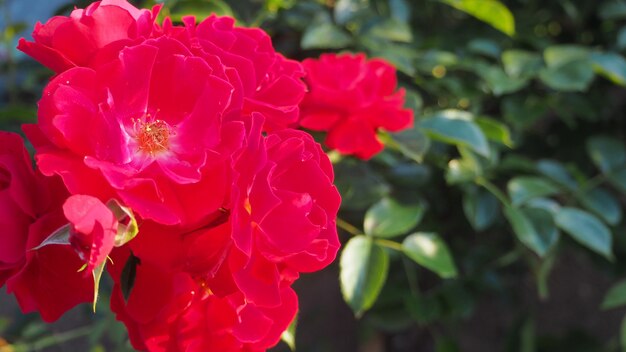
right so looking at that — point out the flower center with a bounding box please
[135,119,171,155]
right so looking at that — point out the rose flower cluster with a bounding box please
[0,0,412,350]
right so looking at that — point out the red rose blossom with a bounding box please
[10,0,344,349]
[108,247,297,351]
[64,194,118,272]
[299,53,414,159]
[18,0,160,73]
[0,132,93,322]
[25,36,240,226]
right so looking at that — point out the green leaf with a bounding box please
[387,127,431,163]
[121,253,141,302]
[475,117,513,147]
[92,261,106,312]
[579,188,622,226]
[507,176,560,206]
[468,38,501,58]
[419,110,490,157]
[591,52,626,86]
[586,135,626,174]
[601,280,626,310]
[390,0,410,22]
[536,160,577,190]
[365,18,413,43]
[31,224,71,250]
[504,206,558,257]
[301,23,352,49]
[334,160,390,210]
[481,66,529,95]
[463,188,499,231]
[340,236,389,316]
[539,60,594,92]
[439,0,515,36]
[364,197,425,238]
[501,50,543,79]
[555,207,613,259]
[543,45,591,68]
[445,158,480,184]
[281,314,297,351]
[402,232,458,278]
[334,0,369,25]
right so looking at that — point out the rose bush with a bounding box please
[299,53,414,159]
[0,0,414,349]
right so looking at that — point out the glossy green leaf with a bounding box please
[505,206,558,257]
[439,0,515,36]
[475,117,513,147]
[555,207,613,259]
[502,50,543,78]
[536,159,577,190]
[601,280,626,310]
[340,236,389,316]
[387,127,430,163]
[586,135,626,174]
[507,176,560,206]
[543,45,591,68]
[301,23,352,49]
[402,232,458,278]
[366,18,413,43]
[579,188,622,226]
[445,157,480,184]
[334,161,390,210]
[364,197,425,238]
[419,110,490,157]
[463,188,499,231]
[468,38,501,58]
[591,52,626,86]
[334,0,369,25]
[539,60,594,92]
[389,0,410,22]
[481,66,529,95]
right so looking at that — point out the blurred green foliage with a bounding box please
[4,0,626,351]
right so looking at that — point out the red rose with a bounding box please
[18,0,160,73]
[25,37,240,226]
[0,132,49,283]
[299,53,414,159]
[162,15,306,131]
[108,248,297,351]
[64,195,118,272]
[0,132,93,322]
[229,117,341,306]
